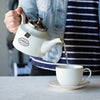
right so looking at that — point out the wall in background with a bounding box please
[0,0,9,76]
[0,0,30,76]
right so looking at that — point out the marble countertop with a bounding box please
[0,75,100,100]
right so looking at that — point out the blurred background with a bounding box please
[0,0,32,76]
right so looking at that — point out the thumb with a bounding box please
[15,7,24,15]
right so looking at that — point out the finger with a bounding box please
[5,10,19,18]
[6,21,20,29]
[5,16,21,23]
[9,26,19,33]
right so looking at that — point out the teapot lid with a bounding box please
[28,17,47,32]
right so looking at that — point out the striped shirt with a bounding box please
[30,0,100,72]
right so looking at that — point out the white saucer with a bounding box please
[49,80,90,90]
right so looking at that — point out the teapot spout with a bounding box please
[41,38,63,54]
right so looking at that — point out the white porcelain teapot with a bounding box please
[13,13,62,57]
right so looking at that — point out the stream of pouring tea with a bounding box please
[64,43,69,65]
[60,39,69,66]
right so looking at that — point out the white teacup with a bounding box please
[56,64,92,86]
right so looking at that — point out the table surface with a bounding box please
[0,75,100,100]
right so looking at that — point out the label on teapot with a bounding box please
[24,33,31,38]
[18,37,29,46]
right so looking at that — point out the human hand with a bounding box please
[4,7,25,33]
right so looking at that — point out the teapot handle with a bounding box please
[21,13,26,24]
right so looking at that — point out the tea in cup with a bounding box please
[56,64,92,86]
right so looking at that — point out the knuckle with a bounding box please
[9,11,15,16]
[4,19,6,24]
[5,11,13,17]
[5,12,9,17]
[5,10,17,18]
